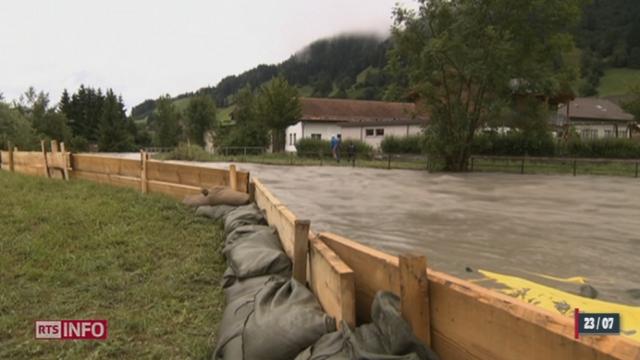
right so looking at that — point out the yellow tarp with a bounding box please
[479,270,640,343]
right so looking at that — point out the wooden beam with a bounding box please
[308,234,356,329]
[399,254,431,346]
[40,140,50,178]
[229,164,238,191]
[293,219,310,283]
[50,140,59,154]
[8,144,14,172]
[140,150,149,194]
[59,142,69,180]
[248,181,256,203]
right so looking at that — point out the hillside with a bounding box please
[132,2,640,120]
[131,34,391,120]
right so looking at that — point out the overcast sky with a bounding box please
[0,0,413,110]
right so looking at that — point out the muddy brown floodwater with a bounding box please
[121,155,640,306]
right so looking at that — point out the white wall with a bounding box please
[343,124,423,149]
[285,122,303,152]
[285,121,343,152]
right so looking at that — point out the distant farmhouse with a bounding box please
[554,98,635,139]
[285,98,427,152]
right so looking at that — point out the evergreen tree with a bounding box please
[98,90,132,151]
[153,96,181,147]
[185,95,217,147]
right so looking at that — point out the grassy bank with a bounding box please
[0,171,226,359]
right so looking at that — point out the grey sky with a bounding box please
[0,0,411,110]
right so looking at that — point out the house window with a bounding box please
[311,134,322,140]
[294,133,297,144]
[289,133,293,145]
[375,128,384,136]
[580,129,598,140]
[365,129,374,137]
[618,129,627,138]
[604,130,613,138]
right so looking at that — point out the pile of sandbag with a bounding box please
[186,191,439,360]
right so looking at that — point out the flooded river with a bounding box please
[225,163,640,306]
[120,154,640,306]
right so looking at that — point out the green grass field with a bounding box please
[598,68,640,97]
[0,172,226,359]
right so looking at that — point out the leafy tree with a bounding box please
[185,95,217,146]
[623,84,640,120]
[0,102,37,149]
[153,96,181,147]
[98,90,133,151]
[219,87,269,148]
[389,0,584,171]
[256,76,302,152]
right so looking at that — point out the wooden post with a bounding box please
[140,150,149,194]
[293,219,311,284]
[520,157,526,174]
[399,254,431,346]
[41,140,50,178]
[60,142,70,180]
[229,164,238,191]
[248,181,256,203]
[51,140,59,154]
[8,142,14,172]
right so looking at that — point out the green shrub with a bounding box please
[69,136,90,152]
[561,138,640,159]
[295,138,332,157]
[295,138,374,159]
[472,132,556,157]
[341,139,374,159]
[161,143,213,161]
[380,135,424,154]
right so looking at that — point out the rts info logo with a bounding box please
[35,320,108,340]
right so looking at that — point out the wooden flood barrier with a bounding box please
[252,177,357,329]
[318,232,640,360]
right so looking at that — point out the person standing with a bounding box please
[335,134,342,163]
[330,136,338,160]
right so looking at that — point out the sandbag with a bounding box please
[213,294,255,360]
[225,225,276,247]
[224,204,266,235]
[243,278,336,360]
[222,227,291,280]
[183,186,250,208]
[295,291,439,360]
[196,205,236,221]
[223,274,275,304]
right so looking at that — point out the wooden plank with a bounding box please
[70,171,140,190]
[12,152,45,166]
[12,164,45,176]
[51,140,59,153]
[252,178,298,255]
[308,234,356,329]
[147,161,228,188]
[399,254,431,346]
[147,180,201,200]
[72,155,141,177]
[319,232,640,360]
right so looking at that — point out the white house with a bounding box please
[555,98,635,139]
[285,97,427,152]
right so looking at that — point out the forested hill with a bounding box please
[132,2,640,119]
[131,34,391,119]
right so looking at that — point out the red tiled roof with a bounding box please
[300,97,426,123]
